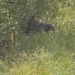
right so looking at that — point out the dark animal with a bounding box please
[26,15,56,34]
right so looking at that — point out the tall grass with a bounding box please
[1,2,75,74]
[1,17,75,75]
[1,48,75,75]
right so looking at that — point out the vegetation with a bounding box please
[0,0,75,75]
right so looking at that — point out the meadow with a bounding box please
[0,17,75,75]
[0,1,75,74]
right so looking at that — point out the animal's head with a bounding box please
[27,15,39,27]
[26,15,39,34]
[28,15,34,25]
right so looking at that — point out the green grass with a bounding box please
[0,43,75,75]
[1,30,75,75]
[0,49,75,75]
[0,10,75,75]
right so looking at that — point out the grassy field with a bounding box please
[0,0,75,75]
[0,11,75,75]
[0,48,75,75]
[0,25,75,75]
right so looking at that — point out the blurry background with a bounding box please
[0,0,75,75]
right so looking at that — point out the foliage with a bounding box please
[0,49,75,75]
[0,0,75,75]
[0,60,9,75]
